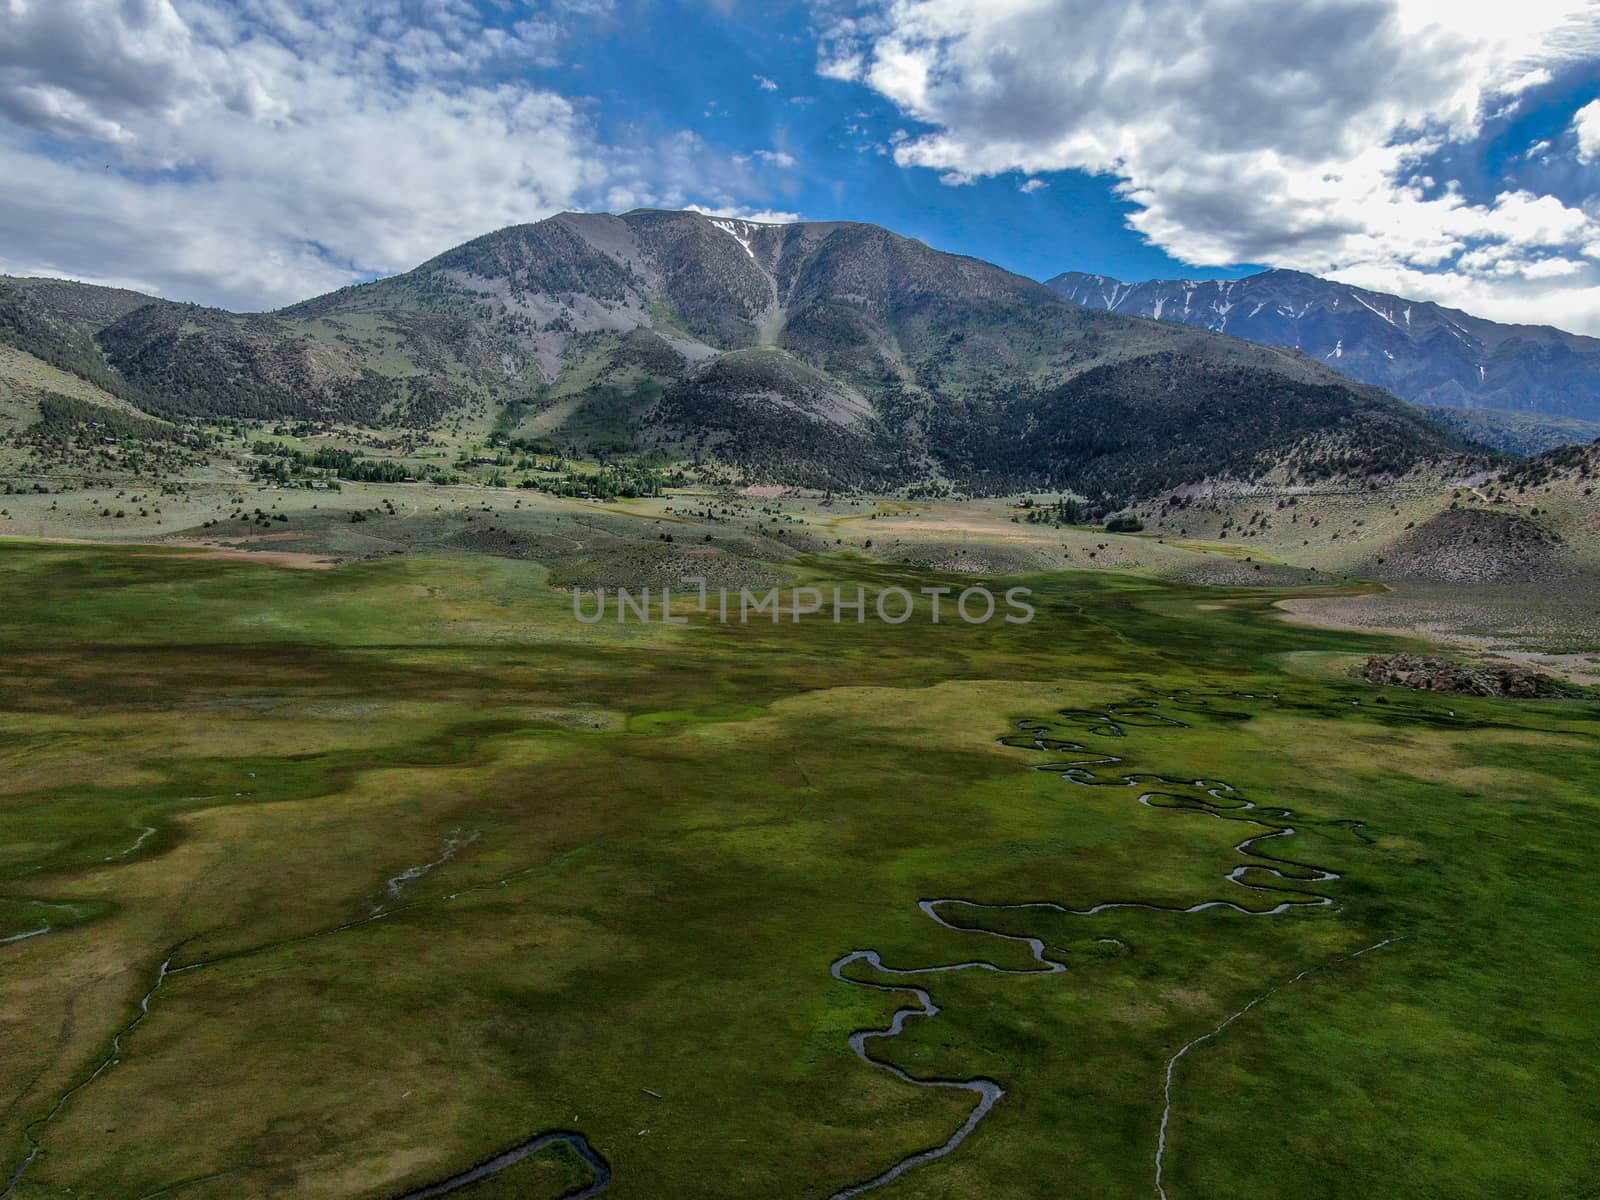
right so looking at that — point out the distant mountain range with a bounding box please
[1047,269,1600,427]
[0,212,1485,500]
[1416,405,1600,457]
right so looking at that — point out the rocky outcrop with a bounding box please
[1358,653,1576,698]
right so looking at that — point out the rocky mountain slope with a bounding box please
[0,213,1487,499]
[1419,405,1600,456]
[0,275,155,408]
[1048,268,1600,425]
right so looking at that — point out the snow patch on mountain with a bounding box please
[707,218,758,261]
[1043,266,1600,422]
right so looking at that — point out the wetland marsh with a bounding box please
[2,543,1596,1199]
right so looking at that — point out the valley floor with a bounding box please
[7,469,1595,677]
[2,531,1598,1199]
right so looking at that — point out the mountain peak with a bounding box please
[2,212,1483,497]
[1047,267,1600,423]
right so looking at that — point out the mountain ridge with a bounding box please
[1047,268,1600,424]
[0,211,1491,500]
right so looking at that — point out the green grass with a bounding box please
[1,544,1597,1199]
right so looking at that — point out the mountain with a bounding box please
[1501,436,1600,490]
[1419,406,1600,456]
[0,275,156,408]
[1047,269,1600,424]
[0,213,1486,499]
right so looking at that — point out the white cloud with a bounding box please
[1575,98,1600,162]
[754,148,798,167]
[754,74,779,90]
[1329,260,1600,331]
[817,0,1600,332]
[1019,177,1048,193]
[818,49,866,82]
[0,0,758,309]
[685,203,802,224]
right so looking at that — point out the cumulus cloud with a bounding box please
[817,0,1600,331]
[685,203,802,223]
[1576,98,1600,162]
[754,148,798,167]
[0,0,747,308]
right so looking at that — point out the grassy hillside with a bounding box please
[0,344,145,424]
[0,276,153,408]
[0,345,213,488]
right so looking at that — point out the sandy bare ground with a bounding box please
[1493,651,1600,688]
[1277,593,1470,644]
[0,534,341,570]
[883,517,1030,537]
[1275,592,1504,644]
[1276,593,1600,686]
[163,540,344,569]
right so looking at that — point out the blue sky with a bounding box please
[2,1,1599,330]
[534,0,1256,284]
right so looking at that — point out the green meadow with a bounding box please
[1,543,1596,1199]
